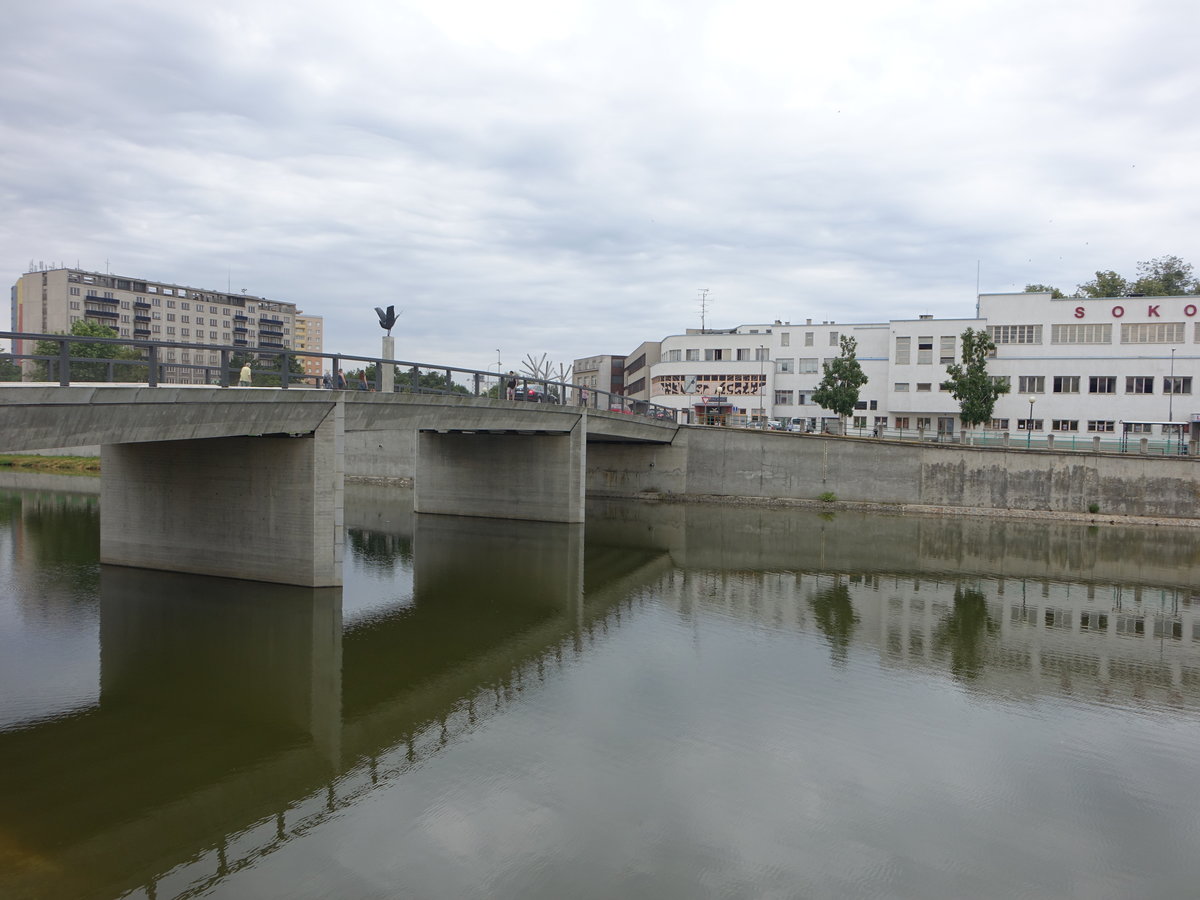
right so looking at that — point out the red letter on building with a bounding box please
[1147,305,1160,317]
[1074,306,1085,318]
[1112,305,1125,318]
[1186,304,1197,318]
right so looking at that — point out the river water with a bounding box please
[2,477,1200,900]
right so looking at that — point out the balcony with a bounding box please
[85,294,119,305]
[133,301,151,309]
[233,338,248,346]
[259,340,284,349]
[84,308,120,319]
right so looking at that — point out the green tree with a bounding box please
[811,335,868,433]
[34,320,144,382]
[1074,270,1130,298]
[1131,255,1198,296]
[1024,283,1064,299]
[941,328,1009,435]
[0,355,21,382]
[229,351,305,387]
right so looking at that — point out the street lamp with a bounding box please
[759,345,765,427]
[1026,395,1036,449]
[1168,348,1176,423]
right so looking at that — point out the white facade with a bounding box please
[641,293,1200,437]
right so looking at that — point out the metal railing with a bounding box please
[0,331,680,424]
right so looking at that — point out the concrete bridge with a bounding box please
[0,386,677,586]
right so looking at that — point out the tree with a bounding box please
[808,580,860,665]
[229,350,305,387]
[1024,284,1064,299]
[1074,270,1129,298]
[932,586,998,681]
[1131,255,1198,296]
[941,328,1008,435]
[34,320,143,382]
[811,335,867,433]
[0,355,21,382]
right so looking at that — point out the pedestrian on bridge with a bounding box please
[238,362,252,387]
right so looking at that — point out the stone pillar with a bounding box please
[381,336,395,394]
[414,420,586,523]
[100,400,345,586]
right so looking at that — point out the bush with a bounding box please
[1088,502,1100,514]
[819,491,837,503]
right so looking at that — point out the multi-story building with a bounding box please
[618,291,1200,437]
[294,312,325,380]
[571,353,625,404]
[11,267,301,384]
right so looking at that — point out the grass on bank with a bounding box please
[0,455,101,475]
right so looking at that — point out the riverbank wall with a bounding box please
[585,428,1200,521]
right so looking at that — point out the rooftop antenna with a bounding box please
[698,288,711,332]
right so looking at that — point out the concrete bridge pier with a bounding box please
[99,401,345,586]
[414,422,586,523]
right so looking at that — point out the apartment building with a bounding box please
[11,267,302,384]
[294,313,326,379]
[571,353,625,403]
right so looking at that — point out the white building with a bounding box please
[640,292,1199,439]
[10,266,301,384]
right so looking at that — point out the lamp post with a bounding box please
[1168,348,1176,423]
[759,345,766,427]
[1026,395,1036,449]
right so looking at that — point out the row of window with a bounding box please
[987,418,1183,434]
[1003,375,1192,395]
[987,322,1196,345]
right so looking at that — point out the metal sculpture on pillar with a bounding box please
[375,305,400,393]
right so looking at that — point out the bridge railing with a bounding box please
[0,331,681,423]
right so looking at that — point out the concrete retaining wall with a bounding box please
[586,429,1200,520]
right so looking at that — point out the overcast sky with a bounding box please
[3,0,1197,373]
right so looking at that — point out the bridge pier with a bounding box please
[99,402,345,586]
[414,424,585,523]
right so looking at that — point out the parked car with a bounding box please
[514,384,559,403]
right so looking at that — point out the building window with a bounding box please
[805,332,814,346]
[1089,376,1116,394]
[894,382,910,391]
[685,349,699,361]
[988,324,1042,344]
[894,417,910,429]
[1052,419,1079,432]
[775,390,793,405]
[1087,420,1115,432]
[1052,323,1111,344]
[69,287,80,296]
[917,417,932,430]
[1017,419,1044,431]
[181,328,190,337]
[916,383,932,392]
[704,349,723,361]
[895,336,911,365]
[917,337,933,365]
[755,347,770,361]
[853,416,867,429]
[797,358,820,374]
[664,349,681,362]
[69,301,80,310]
[990,418,1009,430]
[991,375,1011,390]
[1120,322,1185,344]
[777,358,794,373]
[940,335,956,364]
[829,331,839,346]
[780,332,790,347]
[1127,422,1153,433]
[1164,376,1193,395]
[1018,375,1045,393]
[1125,376,1154,394]
[1053,375,1080,394]
[736,348,750,361]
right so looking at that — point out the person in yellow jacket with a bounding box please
[239,362,252,387]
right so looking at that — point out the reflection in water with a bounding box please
[2,487,1200,899]
[808,579,860,664]
[932,586,999,680]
